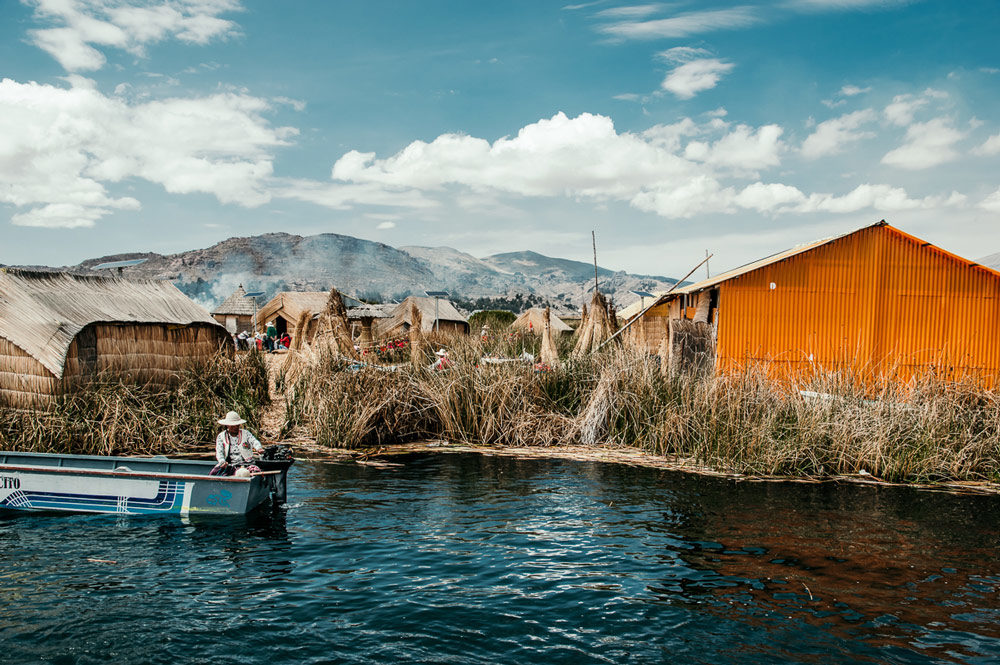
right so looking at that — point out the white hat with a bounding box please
[218,411,246,426]
[435,348,448,356]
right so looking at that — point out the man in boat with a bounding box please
[211,411,265,476]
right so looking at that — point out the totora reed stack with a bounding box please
[572,290,617,357]
[540,307,559,367]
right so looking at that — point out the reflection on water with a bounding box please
[1,453,999,664]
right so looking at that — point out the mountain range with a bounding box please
[24,232,680,315]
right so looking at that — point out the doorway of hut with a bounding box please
[275,316,289,337]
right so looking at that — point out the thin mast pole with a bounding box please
[595,254,713,352]
[592,230,599,294]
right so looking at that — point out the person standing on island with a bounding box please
[211,411,264,476]
[265,320,278,352]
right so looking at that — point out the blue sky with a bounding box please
[2,0,999,278]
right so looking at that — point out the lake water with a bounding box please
[2,453,1000,664]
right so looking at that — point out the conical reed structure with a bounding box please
[540,307,559,368]
[280,310,314,385]
[572,290,617,357]
[314,288,358,360]
[409,302,425,370]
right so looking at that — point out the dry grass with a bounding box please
[0,350,270,456]
[282,333,1000,483]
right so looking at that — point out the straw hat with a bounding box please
[218,411,246,426]
[435,348,448,356]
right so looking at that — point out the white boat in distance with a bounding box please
[0,451,293,516]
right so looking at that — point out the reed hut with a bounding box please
[622,221,1000,384]
[376,296,469,338]
[256,292,330,340]
[511,308,573,336]
[212,284,256,333]
[0,269,228,408]
[257,290,365,341]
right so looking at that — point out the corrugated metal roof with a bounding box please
[212,284,257,316]
[0,269,221,378]
[620,221,1000,320]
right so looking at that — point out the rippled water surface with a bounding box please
[3,453,1000,664]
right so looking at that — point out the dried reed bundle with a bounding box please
[0,351,270,456]
[409,303,425,370]
[540,307,559,368]
[313,288,358,360]
[572,291,616,357]
[279,330,1000,484]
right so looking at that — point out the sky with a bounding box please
[1,0,999,279]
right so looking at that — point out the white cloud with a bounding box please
[277,179,438,210]
[25,0,242,72]
[308,111,952,222]
[801,109,877,158]
[881,117,965,170]
[684,124,785,171]
[784,0,912,10]
[981,188,1000,213]
[595,4,666,19]
[656,46,712,63]
[797,184,963,213]
[11,201,138,229]
[0,76,293,228]
[973,134,1000,157]
[734,183,807,212]
[376,221,396,230]
[599,7,761,40]
[883,88,948,126]
[840,84,871,96]
[661,58,735,99]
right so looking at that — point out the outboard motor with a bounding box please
[257,445,294,504]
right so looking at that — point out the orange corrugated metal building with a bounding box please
[624,221,1000,384]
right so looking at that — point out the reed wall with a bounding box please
[0,338,60,408]
[0,322,229,408]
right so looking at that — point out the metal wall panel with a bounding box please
[715,225,1000,384]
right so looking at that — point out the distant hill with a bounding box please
[34,232,679,316]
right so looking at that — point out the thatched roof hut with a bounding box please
[0,269,227,408]
[511,307,573,335]
[376,296,469,338]
[212,284,257,334]
[256,292,330,338]
[256,290,366,340]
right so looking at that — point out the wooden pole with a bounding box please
[595,254,712,352]
[592,230,599,294]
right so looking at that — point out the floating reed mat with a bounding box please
[0,350,270,456]
[280,333,1000,485]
